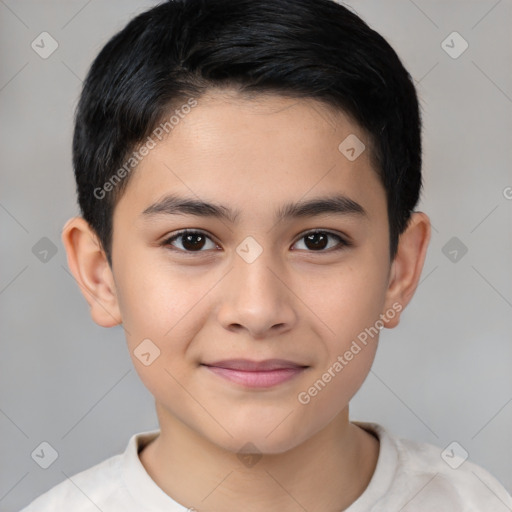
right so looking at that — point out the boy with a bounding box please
[21,0,512,510]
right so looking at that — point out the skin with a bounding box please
[62,90,431,512]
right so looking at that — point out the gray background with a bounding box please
[1,0,511,510]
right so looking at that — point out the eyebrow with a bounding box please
[140,193,368,223]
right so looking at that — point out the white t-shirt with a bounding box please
[20,421,512,511]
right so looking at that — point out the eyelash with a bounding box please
[161,229,351,254]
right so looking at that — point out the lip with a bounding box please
[201,359,309,388]
[203,358,306,371]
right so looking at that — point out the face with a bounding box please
[107,91,397,453]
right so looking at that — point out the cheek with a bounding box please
[114,263,195,359]
[118,269,203,403]
[299,257,388,346]
[297,268,382,416]
[293,252,387,401]
[299,343,376,428]
[117,264,223,393]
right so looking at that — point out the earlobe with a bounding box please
[61,217,122,328]
[382,211,431,329]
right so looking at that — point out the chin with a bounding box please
[208,421,311,456]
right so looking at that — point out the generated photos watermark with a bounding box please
[94,97,198,200]
[297,301,403,405]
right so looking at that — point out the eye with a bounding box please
[163,230,218,252]
[292,230,350,252]
[162,229,351,254]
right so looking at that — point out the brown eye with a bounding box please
[164,230,217,252]
[305,232,329,250]
[293,231,349,252]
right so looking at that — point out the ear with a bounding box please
[61,216,122,327]
[381,211,431,328]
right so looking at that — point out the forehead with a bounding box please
[114,91,386,225]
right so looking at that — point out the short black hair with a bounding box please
[72,0,422,267]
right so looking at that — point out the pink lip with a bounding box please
[202,359,308,388]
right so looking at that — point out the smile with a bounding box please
[201,359,309,388]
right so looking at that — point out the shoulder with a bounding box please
[356,422,512,511]
[390,428,512,510]
[19,451,126,511]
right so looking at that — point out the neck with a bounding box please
[139,405,379,512]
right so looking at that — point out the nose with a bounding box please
[216,246,298,339]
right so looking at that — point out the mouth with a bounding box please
[201,359,309,388]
